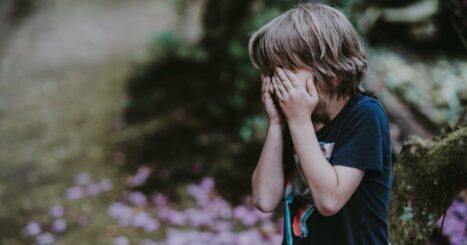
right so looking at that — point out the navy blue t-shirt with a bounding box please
[281,92,392,245]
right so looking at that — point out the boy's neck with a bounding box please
[312,95,350,130]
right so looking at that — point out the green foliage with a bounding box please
[122,0,270,203]
[169,0,190,14]
[399,206,415,222]
[239,116,268,142]
[151,31,207,62]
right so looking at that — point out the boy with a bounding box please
[249,3,392,245]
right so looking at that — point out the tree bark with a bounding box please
[389,121,467,244]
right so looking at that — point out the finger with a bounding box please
[262,75,268,89]
[262,75,271,95]
[306,77,318,97]
[283,69,302,88]
[275,68,295,92]
[267,77,274,94]
[261,74,267,87]
[273,75,288,100]
[272,76,284,101]
[264,79,273,99]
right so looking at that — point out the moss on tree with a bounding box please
[390,121,467,244]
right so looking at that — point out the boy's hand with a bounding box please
[271,68,319,125]
[261,74,285,128]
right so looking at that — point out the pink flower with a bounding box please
[269,234,283,244]
[128,192,148,207]
[138,239,159,245]
[235,230,263,245]
[439,215,465,236]
[157,207,187,226]
[233,205,259,227]
[36,232,54,245]
[167,210,187,226]
[142,219,160,232]
[200,177,215,191]
[215,230,235,244]
[131,211,157,230]
[86,183,103,196]
[183,208,213,227]
[51,218,67,233]
[113,236,129,245]
[48,205,64,218]
[186,177,217,206]
[65,186,85,200]
[165,228,216,244]
[156,206,172,220]
[204,197,232,219]
[99,178,113,192]
[210,220,233,232]
[74,172,91,186]
[151,192,169,207]
[23,222,41,236]
[108,202,130,219]
[165,228,186,244]
[450,235,467,245]
[255,208,273,221]
[436,199,467,243]
[126,166,152,187]
[187,184,210,207]
[107,202,133,227]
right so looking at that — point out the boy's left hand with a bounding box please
[271,67,319,125]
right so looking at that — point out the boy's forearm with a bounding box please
[252,124,285,212]
[287,120,339,214]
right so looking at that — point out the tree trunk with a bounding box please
[389,121,467,244]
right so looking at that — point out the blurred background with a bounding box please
[0,0,466,244]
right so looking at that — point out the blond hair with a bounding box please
[248,3,367,98]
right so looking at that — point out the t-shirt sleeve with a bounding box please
[330,101,387,175]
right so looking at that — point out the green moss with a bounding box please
[390,123,467,244]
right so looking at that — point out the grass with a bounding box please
[0,58,133,244]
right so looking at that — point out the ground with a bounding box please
[0,0,189,243]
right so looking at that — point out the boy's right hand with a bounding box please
[261,74,285,128]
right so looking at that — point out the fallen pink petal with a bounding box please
[74,172,92,186]
[65,186,85,200]
[51,218,67,233]
[36,233,54,245]
[23,222,41,236]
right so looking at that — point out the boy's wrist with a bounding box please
[287,117,313,129]
[267,122,285,131]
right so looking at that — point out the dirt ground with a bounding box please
[0,0,202,242]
